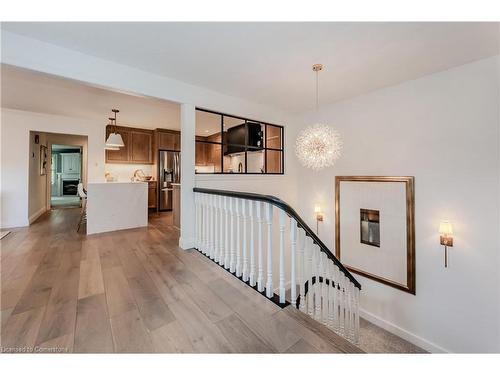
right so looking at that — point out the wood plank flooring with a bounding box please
[1,208,363,353]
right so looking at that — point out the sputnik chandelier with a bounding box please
[295,64,342,171]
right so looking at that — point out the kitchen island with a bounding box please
[86,181,148,235]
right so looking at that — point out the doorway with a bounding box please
[50,144,83,208]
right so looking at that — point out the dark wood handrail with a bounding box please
[193,187,361,289]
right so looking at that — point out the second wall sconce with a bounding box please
[314,205,324,234]
[439,221,453,268]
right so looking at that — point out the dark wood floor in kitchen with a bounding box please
[0,208,363,353]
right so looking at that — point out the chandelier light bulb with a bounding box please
[295,123,343,171]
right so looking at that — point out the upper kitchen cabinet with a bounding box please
[130,131,153,163]
[106,127,130,163]
[157,129,180,151]
[105,125,154,164]
[61,153,81,174]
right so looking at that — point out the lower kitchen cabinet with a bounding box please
[148,181,157,209]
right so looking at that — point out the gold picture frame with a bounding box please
[335,176,416,294]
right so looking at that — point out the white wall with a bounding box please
[1,109,105,228]
[290,56,500,353]
[28,131,47,222]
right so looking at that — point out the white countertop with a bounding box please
[89,181,148,185]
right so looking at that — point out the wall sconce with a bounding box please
[439,221,453,267]
[314,205,324,234]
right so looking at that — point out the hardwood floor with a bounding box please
[0,208,363,353]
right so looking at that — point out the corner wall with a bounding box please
[290,56,500,352]
[1,109,104,228]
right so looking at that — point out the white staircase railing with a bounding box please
[194,188,361,344]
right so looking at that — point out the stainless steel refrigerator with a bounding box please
[159,150,180,211]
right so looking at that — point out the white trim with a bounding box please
[360,308,450,353]
[0,219,29,230]
[28,206,47,224]
[179,236,195,250]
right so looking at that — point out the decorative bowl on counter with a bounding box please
[133,169,153,181]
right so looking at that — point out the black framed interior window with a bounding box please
[195,108,284,175]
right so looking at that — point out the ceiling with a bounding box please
[1,65,181,129]
[1,65,245,135]
[2,22,498,112]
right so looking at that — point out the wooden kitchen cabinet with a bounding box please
[130,131,153,163]
[106,125,154,164]
[195,137,207,165]
[157,129,180,151]
[148,181,157,209]
[172,184,180,229]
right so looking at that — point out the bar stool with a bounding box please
[77,183,87,233]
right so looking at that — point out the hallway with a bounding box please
[1,209,365,353]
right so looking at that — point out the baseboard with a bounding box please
[178,236,195,250]
[360,308,449,353]
[28,207,47,224]
[0,220,29,230]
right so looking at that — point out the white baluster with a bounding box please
[265,203,273,298]
[278,209,286,303]
[194,193,199,249]
[257,202,264,292]
[249,201,256,286]
[320,253,327,324]
[235,198,242,277]
[229,197,236,273]
[307,237,314,316]
[314,246,321,320]
[333,265,340,333]
[210,195,216,260]
[290,218,297,307]
[213,195,219,262]
[201,194,207,254]
[327,262,334,329]
[208,194,213,258]
[298,229,306,312]
[350,282,355,342]
[196,193,201,251]
[339,271,345,335]
[242,199,249,282]
[354,286,360,344]
[218,195,224,265]
[224,196,230,269]
[345,276,352,340]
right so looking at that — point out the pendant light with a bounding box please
[105,109,125,148]
[105,116,120,150]
[295,64,342,171]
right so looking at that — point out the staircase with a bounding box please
[193,188,361,344]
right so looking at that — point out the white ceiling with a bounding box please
[1,65,180,130]
[2,22,498,112]
[1,65,244,136]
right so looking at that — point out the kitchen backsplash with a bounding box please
[104,163,154,182]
